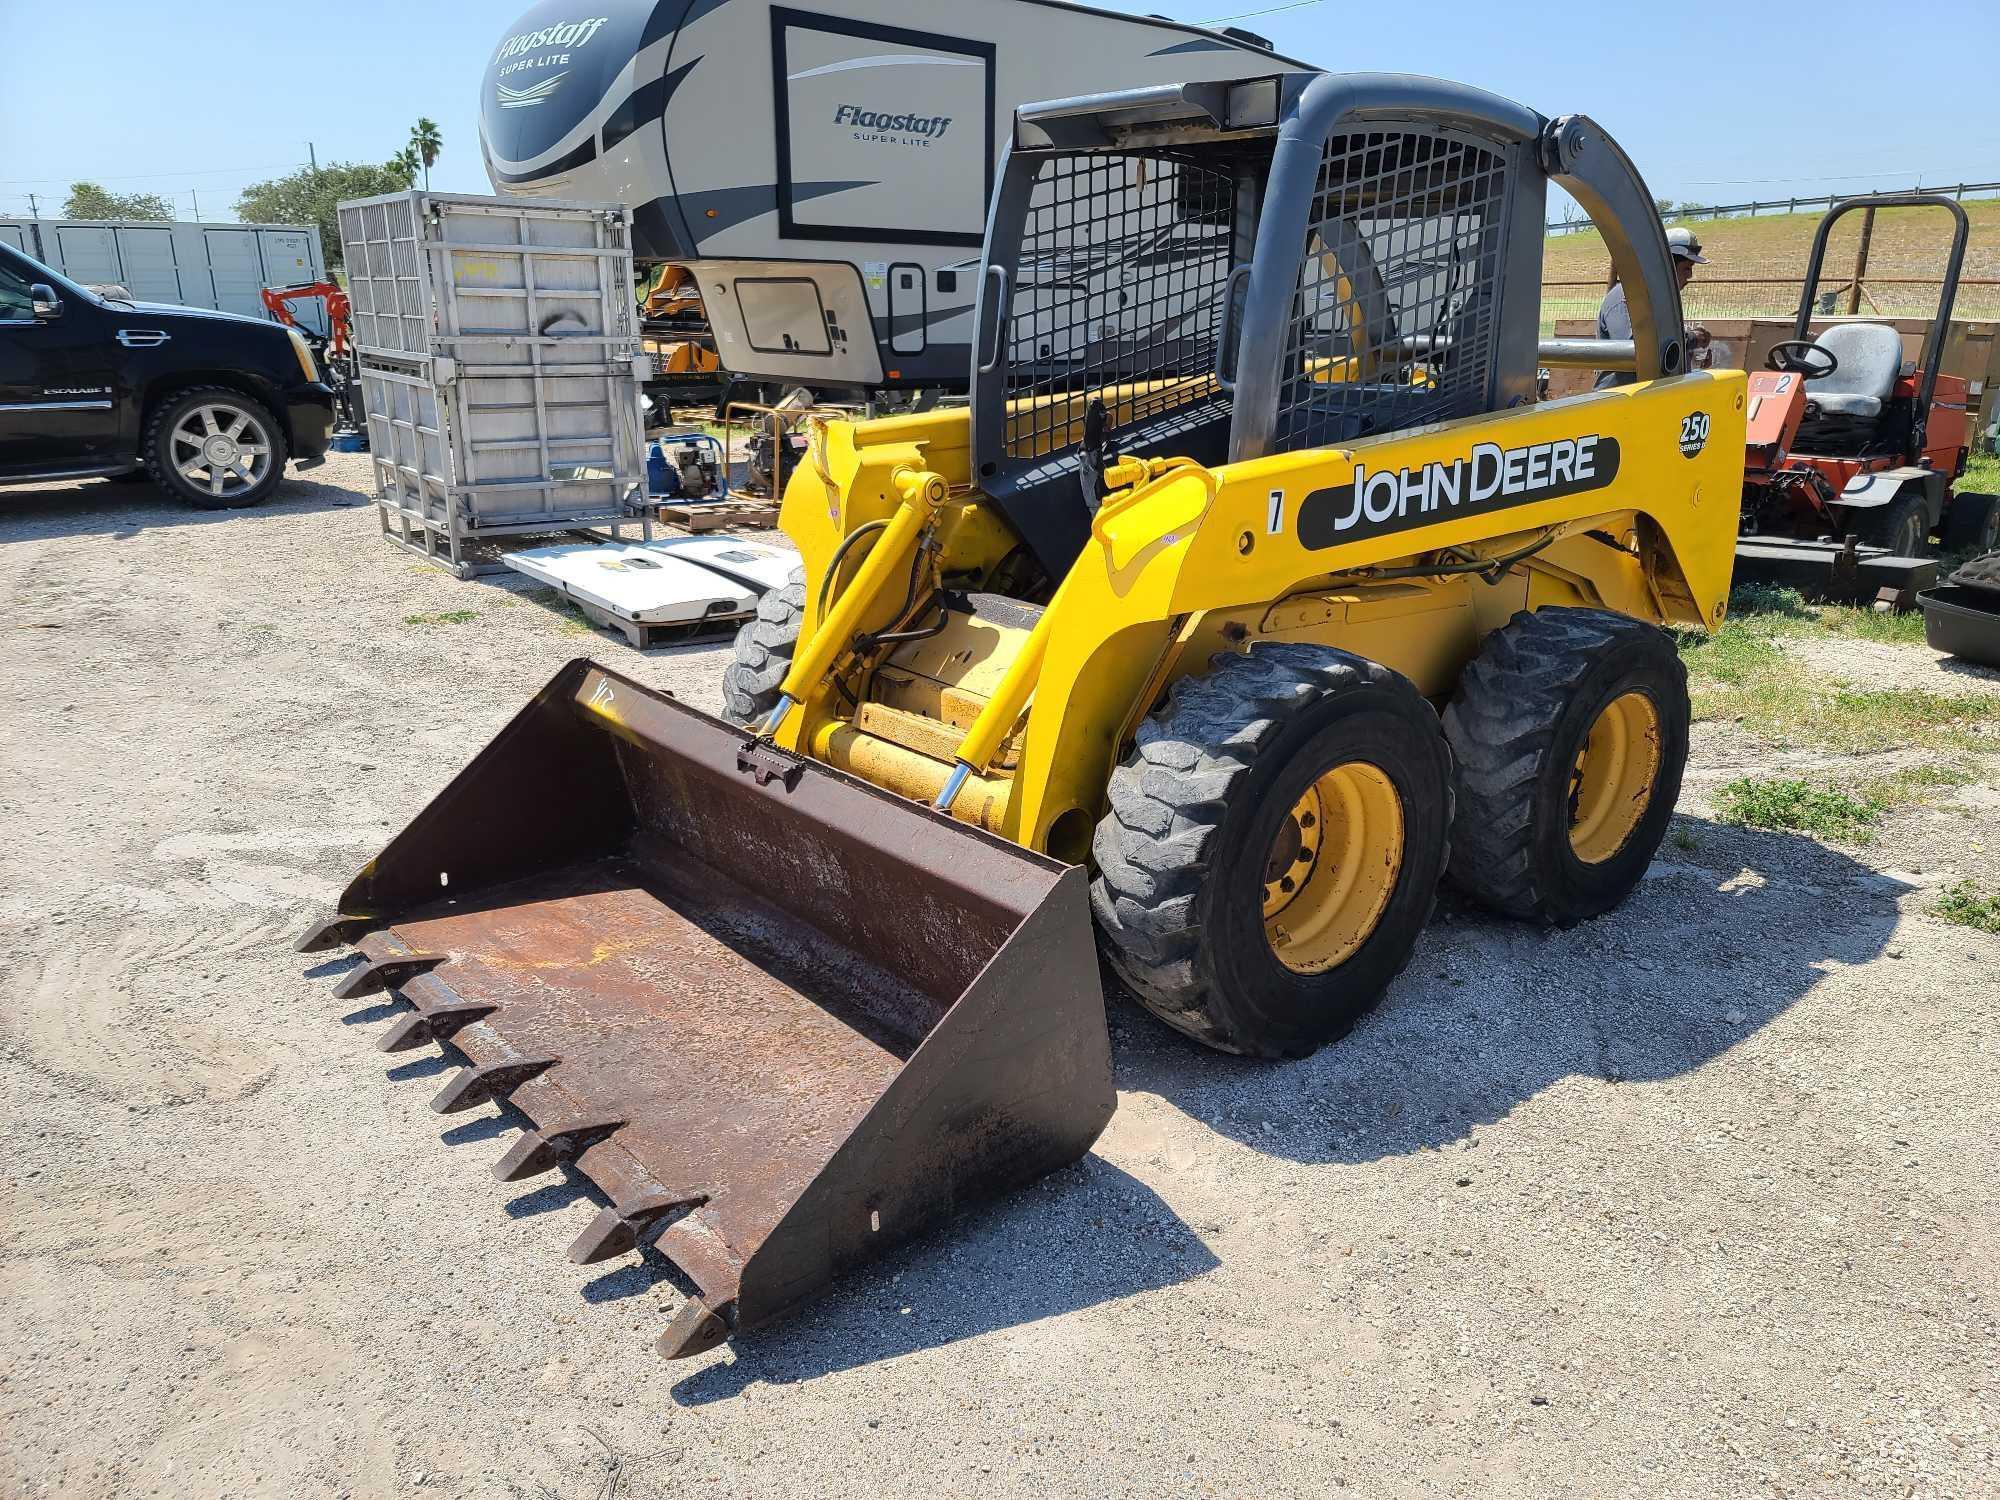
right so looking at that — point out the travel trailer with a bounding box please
[480,0,1311,393]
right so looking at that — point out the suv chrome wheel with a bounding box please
[170,401,273,501]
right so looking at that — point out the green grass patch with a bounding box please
[1714,763,1971,843]
[1724,581,1928,646]
[1716,777,1885,841]
[1959,451,1999,495]
[1933,880,2000,934]
[1679,593,2000,751]
[403,609,479,627]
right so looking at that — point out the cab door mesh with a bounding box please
[1274,129,1511,451]
[1002,152,1240,462]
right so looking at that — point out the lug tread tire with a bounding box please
[1091,643,1453,1059]
[1443,608,1688,926]
[720,568,806,726]
[143,385,288,511]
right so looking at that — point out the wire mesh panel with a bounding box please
[1003,152,1240,461]
[1275,130,1511,451]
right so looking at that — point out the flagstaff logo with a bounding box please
[494,16,610,62]
[1297,434,1621,549]
[833,104,953,143]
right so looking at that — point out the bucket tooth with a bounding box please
[490,1119,625,1183]
[375,999,497,1053]
[332,951,448,1001]
[657,1298,734,1360]
[568,1189,709,1265]
[431,1057,557,1114]
[296,914,377,954]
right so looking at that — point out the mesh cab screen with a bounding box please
[1003,152,1239,461]
[1275,130,1510,451]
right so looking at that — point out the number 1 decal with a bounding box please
[1268,489,1286,534]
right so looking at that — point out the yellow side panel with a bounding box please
[1007,371,1746,846]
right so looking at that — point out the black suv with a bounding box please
[0,239,334,508]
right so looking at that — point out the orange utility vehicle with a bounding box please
[1737,195,1992,585]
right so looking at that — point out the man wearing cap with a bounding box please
[1596,226,1710,388]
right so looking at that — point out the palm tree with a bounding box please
[409,119,443,190]
[387,146,422,189]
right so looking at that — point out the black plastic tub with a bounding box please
[1918,585,2000,667]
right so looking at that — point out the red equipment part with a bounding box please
[1737,194,1974,557]
[261,280,352,358]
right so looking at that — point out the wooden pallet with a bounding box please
[656,498,779,533]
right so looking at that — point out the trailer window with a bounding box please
[1003,151,1240,462]
[1274,129,1510,451]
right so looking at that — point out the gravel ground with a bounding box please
[1774,634,2000,697]
[3,455,1996,1500]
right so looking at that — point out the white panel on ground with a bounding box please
[644,537,796,594]
[504,543,757,625]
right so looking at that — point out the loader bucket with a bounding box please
[298,660,1112,1358]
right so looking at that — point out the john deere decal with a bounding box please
[1298,434,1621,549]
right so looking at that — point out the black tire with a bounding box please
[143,385,289,510]
[1443,608,1689,927]
[1853,491,1931,557]
[1090,644,1454,1059]
[1943,491,2000,554]
[720,566,806,726]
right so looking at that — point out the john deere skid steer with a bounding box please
[302,71,1745,1358]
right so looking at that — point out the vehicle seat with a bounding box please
[1803,323,1903,420]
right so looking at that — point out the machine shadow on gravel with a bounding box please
[665,1156,1216,1406]
[1113,815,1909,1165]
[0,476,366,543]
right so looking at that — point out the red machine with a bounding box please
[1739,194,1993,560]
[261,280,353,357]
[261,280,360,434]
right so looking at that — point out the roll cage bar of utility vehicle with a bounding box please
[968,71,1689,572]
[1791,191,1970,463]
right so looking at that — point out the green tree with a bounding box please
[236,161,409,266]
[409,118,443,190]
[63,181,173,221]
[387,147,422,188]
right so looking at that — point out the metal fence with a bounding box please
[1546,179,2000,235]
[1539,277,2000,336]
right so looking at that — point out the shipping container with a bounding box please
[337,191,652,576]
[0,218,327,330]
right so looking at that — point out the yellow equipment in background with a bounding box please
[304,71,1742,1360]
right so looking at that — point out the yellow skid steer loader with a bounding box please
[302,71,1745,1358]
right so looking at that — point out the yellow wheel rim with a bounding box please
[1568,690,1663,864]
[1262,763,1404,974]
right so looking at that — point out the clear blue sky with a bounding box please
[2,0,1994,222]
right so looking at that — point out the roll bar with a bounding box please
[1794,193,1970,452]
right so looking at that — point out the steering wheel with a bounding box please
[1766,340,1839,379]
